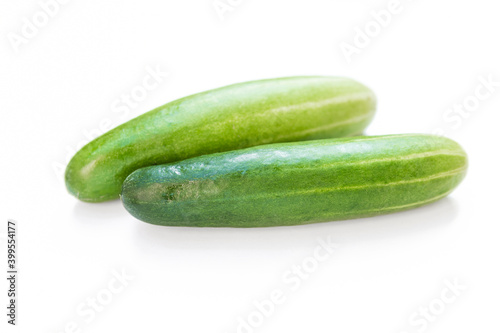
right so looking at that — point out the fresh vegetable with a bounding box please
[121,134,467,227]
[65,76,376,202]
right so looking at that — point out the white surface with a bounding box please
[1,0,499,332]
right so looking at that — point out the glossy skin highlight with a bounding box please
[121,134,468,227]
[65,76,376,202]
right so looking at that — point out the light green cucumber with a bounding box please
[121,134,467,227]
[65,76,376,202]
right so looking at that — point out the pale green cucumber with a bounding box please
[65,76,376,202]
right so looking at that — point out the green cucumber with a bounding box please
[121,134,467,227]
[65,76,376,202]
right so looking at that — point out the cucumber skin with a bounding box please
[121,134,468,228]
[65,76,376,202]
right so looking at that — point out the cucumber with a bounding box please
[121,134,467,227]
[65,76,376,202]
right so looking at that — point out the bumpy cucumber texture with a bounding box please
[121,134,467,227]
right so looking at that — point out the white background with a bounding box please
[1,0,499,332]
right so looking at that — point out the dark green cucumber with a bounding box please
[121,134,468,227]
[65,76,376,202]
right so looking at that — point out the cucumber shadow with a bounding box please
[72,199,130,224]
[132,197,460,253]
